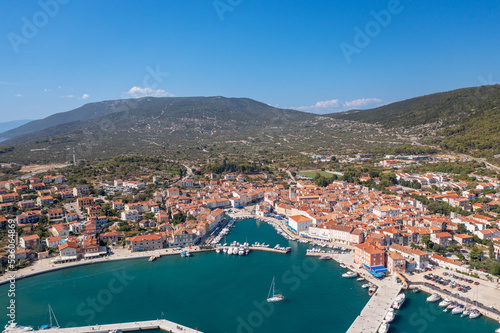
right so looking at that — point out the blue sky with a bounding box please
[1,0,499,121]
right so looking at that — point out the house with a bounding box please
[51,224,70,239]
[19,235,40,249]
[128,234,163,251]
[59,241,78,260]
[475,228,500,240]
[430,254,465,272]
[112,201,123,210]
[121,210,139,221]
[73,185,90,197]
[18,200,36,210]
[87,205,101,217]
[372,206,401,218]
[171,228,197,246]
[45,236,62,249]
[430,232,453,246]
[287,215,313,234]
[16,211,41,224]
[101,231,120,244]
[29,183,46,191]
[354,242,385,267]
[453,234,474,245]
[47,208,65,220]
[37,196,54,206]
[65,212,78,222]
[77,196,94,208]
[54,175,66,184]
[0,193,20,203]
[387,251,406,272]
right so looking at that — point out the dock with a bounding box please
[346,283,402,333]
[249,246,290,254]
[33,319,201,333]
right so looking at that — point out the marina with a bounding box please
[2,217,500,333]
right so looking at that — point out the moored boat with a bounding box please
[439,298,451,308]
[384,308,395,323]
[342,271,358,278]
[426,293,441,302]
[469,309,482,319]
[392,293,406,309]
[3,323,34,333]
[451,304,464,315]
[377,321,389,333]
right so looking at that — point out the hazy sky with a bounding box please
[1,0,499,121]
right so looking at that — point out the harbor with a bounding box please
[2,217,500,333]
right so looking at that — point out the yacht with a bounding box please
[238,247,245,256]
[342,271,358,278]
[461,308,471,317]
[451,304,464,315]
[469,309,482,319]
[216,248,221,254]
[222,247,228,253]
[39,305,59,331]
[392,293,406,309]
[438,298,451,308]
[384,308,395,323]
[377,321,389,333]
[3,323,34,333]
[426,293,441,302]
[266,277,285,303]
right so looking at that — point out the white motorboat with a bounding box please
[361,283,373,289]
[392,293,406,309]
[216,248,221,253]
[342,271,358,278]
[469,309,482,319]
[426,293,441,302]
[3,323,34,333]
[238,247,245,256]
[377,321,389,333]
[266,277,285,303]
[451,305,464,315]
[438,298,451,308]
[339,263,347,268]
[384,308,395,323]
[148,255,157,262]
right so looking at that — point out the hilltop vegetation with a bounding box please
[329,85,500,157]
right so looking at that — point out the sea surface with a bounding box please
[1,218,498,332]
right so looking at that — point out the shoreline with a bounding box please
[0,247,214,286]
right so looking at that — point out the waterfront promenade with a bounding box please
[32,319,201,333]
[0,246,214,285]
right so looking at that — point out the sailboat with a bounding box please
[266,277,285,303]
[40,305,59,330]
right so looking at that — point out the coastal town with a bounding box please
[1,154,500,332]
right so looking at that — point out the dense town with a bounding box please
[1,156,500,280]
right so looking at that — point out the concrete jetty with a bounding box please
[249,246,291,254]
[346,283,402,333]
[32,319,201,333]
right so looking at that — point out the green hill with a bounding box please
[328,85,500,156]
[0,96,395,163]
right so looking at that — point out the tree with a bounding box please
[422,235,431,248]
[469,246,483,262]
[457,223,467,234]
[489,242,495,259]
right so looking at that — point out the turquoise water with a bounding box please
[1,219,498,332]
